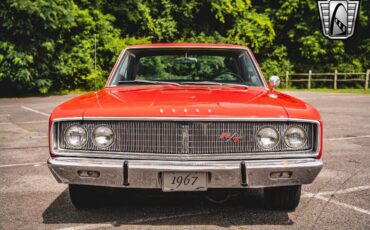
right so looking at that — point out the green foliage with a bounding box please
[254,0,369,74]
[0,0,147,95]
[259,45,293,78]
[0,0,369,95]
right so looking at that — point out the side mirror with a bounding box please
[269,75,280,90]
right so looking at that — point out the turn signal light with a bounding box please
[270,171,292,179]
[78,170,100,178]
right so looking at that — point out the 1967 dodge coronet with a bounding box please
[48,43,323,209]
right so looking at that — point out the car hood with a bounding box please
[51,85,320,120]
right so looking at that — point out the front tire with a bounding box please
[264,185,301,210]
[69,184,107,209]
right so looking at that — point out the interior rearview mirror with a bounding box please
[176,57,198,64]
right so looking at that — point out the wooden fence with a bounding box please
[284,69,370,90]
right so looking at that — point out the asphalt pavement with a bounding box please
[0,91,369,230]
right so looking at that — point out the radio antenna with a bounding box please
[94,33,97,91]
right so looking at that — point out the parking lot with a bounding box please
[0,91,369,230]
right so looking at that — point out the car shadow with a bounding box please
[42,188,293,227]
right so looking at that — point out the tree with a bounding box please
[254,0,369,74]
[1,0,369,95]
[0,0,130,94]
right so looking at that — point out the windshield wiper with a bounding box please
[117,80,179,86]
[181,81,248,88]
[182,81,223,85]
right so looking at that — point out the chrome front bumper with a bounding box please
[47,157,323,189]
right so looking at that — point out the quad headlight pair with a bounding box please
[257,126,307,150]
[64,125,114,148]
[64,124,306,150]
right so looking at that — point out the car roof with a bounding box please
[127,43,248,49]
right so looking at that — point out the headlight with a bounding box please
[257,127,279,149]
[65,125,87,147]
[93,126,114,148]
[284,126,307,148]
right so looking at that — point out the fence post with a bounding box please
[285,71,289,89]
[334,69,338,90]
[308,70,312,89]
[365,69,369,90]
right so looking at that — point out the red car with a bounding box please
[48,43,323,209]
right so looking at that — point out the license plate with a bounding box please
[162,172,207,192]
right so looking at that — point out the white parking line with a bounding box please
[327,135,370,141]
[56,223,113,230]
[0,120,47,125]
[19,120,47,124]
[302,186,370,198]
[21,106,50,117]
[317,185,370,196]
[0,162,46,168]
[302,185,370,216]
[306,193,370,216]
[57,211,210,230]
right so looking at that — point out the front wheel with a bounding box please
[264,185,301,210]
[69,184,107,209]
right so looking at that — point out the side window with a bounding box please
[111,53,135,85]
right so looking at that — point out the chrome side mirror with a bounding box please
[269,75,280,89]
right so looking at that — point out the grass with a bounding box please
[281,88,370,94]
[2,87,369,98]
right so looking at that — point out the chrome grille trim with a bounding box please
[53,118,319,156]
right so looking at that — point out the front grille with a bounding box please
[56,120,317,154]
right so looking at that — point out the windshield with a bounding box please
[109,48,264,87]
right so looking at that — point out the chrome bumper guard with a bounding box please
[47,157,323,189]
